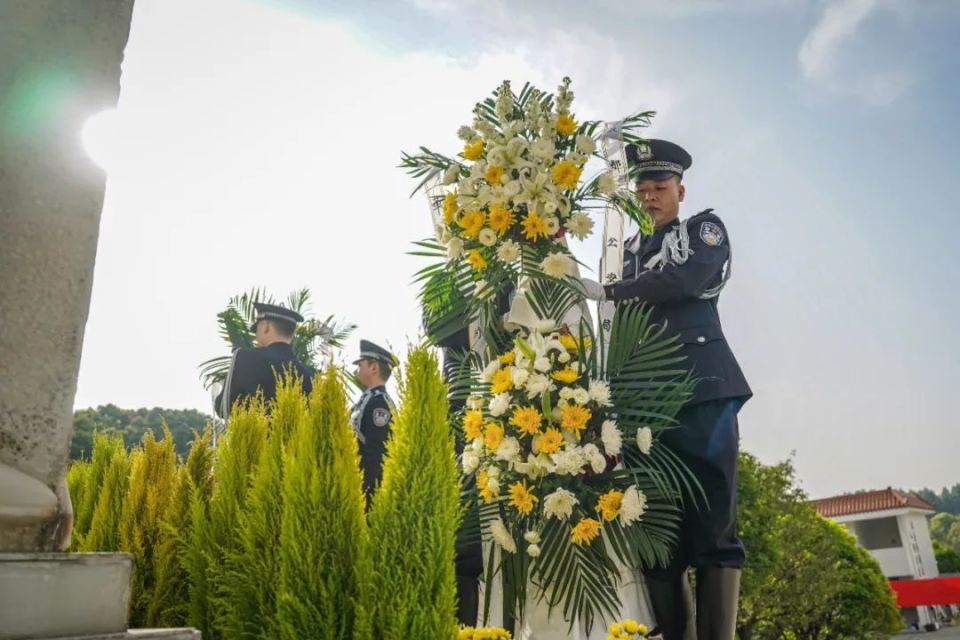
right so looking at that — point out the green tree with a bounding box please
[934,540,960,574]
[367,347,460,639]
[71,405,210,460]
[930,512,960,553]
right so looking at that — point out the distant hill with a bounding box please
[909,485,960,515]
[71,404,212,460]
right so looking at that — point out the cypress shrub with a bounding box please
[80,442,131,552]
[147,428,214,627]
[65,459,90,549]
[275,368,371,640]
[221,377,309,639]
[186,399,269,639]
[120,427,179,626]
[367,347,461,639]
[72,431,126,546]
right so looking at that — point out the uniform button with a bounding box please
[697,336,706,343]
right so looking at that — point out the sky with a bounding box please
[75,0,960,499]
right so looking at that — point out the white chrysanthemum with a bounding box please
[469,437,485,454]
[534,319,557,333]
[466,395,484,410]
[480,359,500,383]
[488,392,511,417]
[543,199,558,215]
[597,172,616,195]
[636,426,653,455]
[504,179,523,197]
[478,228,497,247]
[573,388,590,406]
[575,134,596,154]
[524,530,541,544]
[567,152,588,166]
[543,488,579,520]
[558,351,571,364]
[620,486,647,525]
[527,543,541,558]
[457,125,476,141]
[491,517,517,553]
[486,464,501,479]
[559,387,576,401]
[601,419,622,456]
[447,237,464,259]
[443,163,461,185]
[566,212,594,240]
[551,447,586,476]
[583,443,606,474]
[462,451,480,474]
[544,216,561,235]
[525,373,552,399]
[540,251,573,278]
[496,239,520,263]
[531,139,555,161]
[533,357,551,373]
[495,437,521,462]
[588,379,612,406]
[511,367,530,387]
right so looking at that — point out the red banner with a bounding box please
[890,577,960,607]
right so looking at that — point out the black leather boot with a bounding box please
[695,567,741,640]
[645,571,693,640]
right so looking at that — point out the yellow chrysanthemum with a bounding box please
[570,517,601,545]
[490,368,513,394]
[623,620,645,635]
[559,334,592,351]
[466,249,487,271]
[609,623,623,636]
[551,367,580,384]
[485,164,506,186]
[463,410,484,441]
[498,350,516,365]
[535,427,564,455]
[460,210,486,238]
[595,489,624,522]
[484,422,504,452]
[550,160,583,191]
[521,210,548,240]
[556,113,577,136]
[443,191,459,224]
[488,203,515,234]
[509,406,543,437]
[463,138,485,161]
[508,480,538,515]
[561,404,592,437]
[477,469,498,503]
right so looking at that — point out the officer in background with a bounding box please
[215,302,315,419]
[582,139,752,640]
[350,339,396,497]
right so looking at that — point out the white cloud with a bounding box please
[798,0,879,82]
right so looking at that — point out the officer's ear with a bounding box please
[677,178,685,203]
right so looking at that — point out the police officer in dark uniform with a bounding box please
[583,139,751,640]
[215,302,315,419]
[350,339,396,497]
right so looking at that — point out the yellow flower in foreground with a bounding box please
[536,427,564,455]
[463,410,484,440]
[466,249,487,271]
[509,480,538,515]
[498,350,516,365]
[551,366,580,384]
[488,203,515,234]
[460,210,486,238]
[477,469,498,503]
[570,517,601,545]
[509,406,543,437]
[559,334,592,351]
[521,210,548,240]
[561,403,592,436]
[463,138,485,161]
[596,489,624,522]
[623,619,645,635]
[490,368,513,394]
[484,422,505,452]
[550,160,583,191]
[485,164,506,186]
[443,191,459,224]
[556,113,577,136]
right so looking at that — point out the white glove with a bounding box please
[580,278,606,301]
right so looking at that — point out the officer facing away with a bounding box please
[350,339,396,498]
[582,139,752,640]
[215,302,315,420]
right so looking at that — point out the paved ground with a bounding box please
[895,625,960,639]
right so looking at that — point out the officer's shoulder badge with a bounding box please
[699,221,724,247]
[372,407,391,427]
